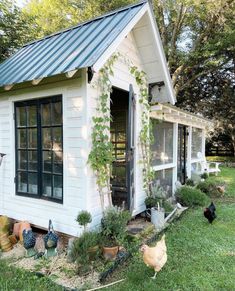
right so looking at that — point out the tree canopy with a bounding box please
[1,0,235,153]
[0,0,37,63]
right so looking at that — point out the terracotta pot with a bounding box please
[13,222,21,238]
[103,246,119,260]
[0,232,12,252]
[19,221,31,242]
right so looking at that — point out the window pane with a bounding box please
[41,103,51,126]
[53,152,62,174]
[28,128,37,148]
[191,128,203,159]
[17,107,26,127]
[18,172,27,192]
[18,150,27,170]
[53,175,62,199]
[52,102,62,125]
[43,173,52,197]
[152,121,174,166]
[52,127,62,151]
[43,151,52,172]
[18,129,27,148]
[28,105,37,126]
[154,168,173,197]
[28,151,37,171]
[28,173,38,194]
[42,128,52,149]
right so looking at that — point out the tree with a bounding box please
[0,0,37,63]
[23,0,133,36]
[153,0,235,96]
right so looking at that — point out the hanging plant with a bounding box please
[88,54,119,212]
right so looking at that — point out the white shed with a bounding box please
[0,1,209,236]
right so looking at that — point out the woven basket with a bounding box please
[0,232,12,252]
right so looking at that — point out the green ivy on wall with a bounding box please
[88,53,154,213]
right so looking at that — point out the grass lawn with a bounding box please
[0,167,234,290]
[0,260,63,291]
[105,167,235,291]
[208,166,235,198]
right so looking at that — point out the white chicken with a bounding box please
[140,234,167,279]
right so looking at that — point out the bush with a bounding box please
[144,196,160,208]
[185,179,195,187]
[197,180,224,197]
[71,230,100,273]
[176,186,209,207]
[200,172,209,180]
[101,206,131,245]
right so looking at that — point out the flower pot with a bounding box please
[13,222,21,238]
[103,245,119,260]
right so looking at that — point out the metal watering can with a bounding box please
[146,202,178,230]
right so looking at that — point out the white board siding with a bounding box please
[0,73,87,236]
[86,32,147,226]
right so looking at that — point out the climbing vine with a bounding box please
[88,53,154,212]
[88,54,119,212]
[129,66,154,197]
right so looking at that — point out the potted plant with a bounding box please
[76,210,92,232]
[101,206,131,260]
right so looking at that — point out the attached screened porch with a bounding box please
[150,104,210,196]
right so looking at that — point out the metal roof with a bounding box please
[0,1,147,88]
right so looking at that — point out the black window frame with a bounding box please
[15,95,63,204]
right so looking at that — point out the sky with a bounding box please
[15,0,26,8]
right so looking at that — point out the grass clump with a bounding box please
[176,186,209,207]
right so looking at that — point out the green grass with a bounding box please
[105,166,235,291]
[107,203,235,291]
[209,166,235,197]
[207,156,235,163]
[0,260,63,291]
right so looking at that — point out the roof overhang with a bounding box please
[150,104,213,129]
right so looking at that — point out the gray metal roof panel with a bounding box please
[0,1,147,87]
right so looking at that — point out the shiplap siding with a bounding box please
[0,73,87,236]
[87,32,147,227]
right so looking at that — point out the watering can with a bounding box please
[146,202,178,230]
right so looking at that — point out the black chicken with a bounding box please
[204,202,216,224]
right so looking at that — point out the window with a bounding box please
[191,128,203,159]
[154,168,173,197]
[15,96,63,203]
[152,121,174,166]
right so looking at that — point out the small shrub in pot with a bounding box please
[76,210,92,232]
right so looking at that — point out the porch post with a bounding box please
[187,126,192,179]
[202,129,206,160]
[172,122,178,197]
